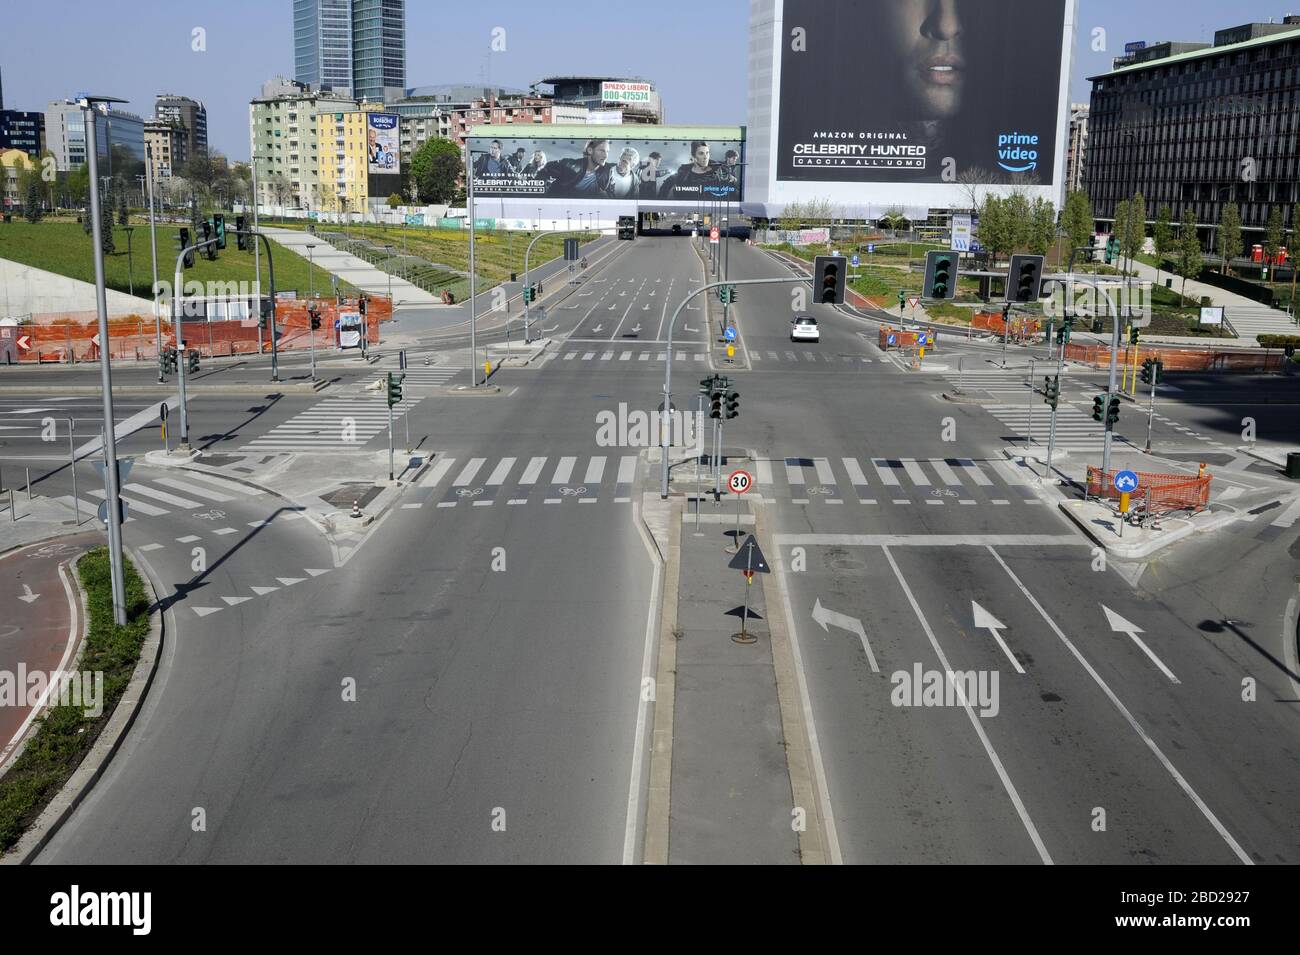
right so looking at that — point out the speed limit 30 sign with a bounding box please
[728,469,753,495]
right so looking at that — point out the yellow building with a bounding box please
[1,148,36,210]
[316,102,385,215]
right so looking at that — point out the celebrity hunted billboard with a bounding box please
[746,0,1075,213]
[468,133,744,202]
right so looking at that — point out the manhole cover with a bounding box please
[321,484,381,508]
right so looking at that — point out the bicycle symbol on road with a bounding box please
[806,486,835,496]
[193,509,227,521]
[558,486,589,497]
[25,542,80,560]
[456,487,484,498]
[930,488,959,498]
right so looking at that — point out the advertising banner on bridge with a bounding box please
[469,134,744,202]
[747,0,1074,212]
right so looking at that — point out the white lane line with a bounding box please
[987,546,1252,865]
[486,457,516,486]
[213,527,237,536]
[452,458,485,486]
[520,456,546,484]
[138,543,163,552]
[882,546,1053,865]
[617,455,637,485]
[419,457,456,488]
[551,456,576,485]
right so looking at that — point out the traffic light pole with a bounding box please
[661,275,815,498]
[523,229,588,344]
[241,230,280,382]
[1146,374,1157,453]
[145,144,162,381]
[172,238,216,449]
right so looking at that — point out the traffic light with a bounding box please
[177,227,194,268]
[1043,375,1060,410]
[1105,236,1119,265]
[898,290,906,312]
[1092,393,1106,423]
[200,219,215,260]
[1002,303,1011,323]
[235,215,248,251]
[923,250,958,300]
[359,295,368,317]
[1106,396,1121,427]
[158,351,170,377]
[725,390,740,420]
[1007,254,1044,303]
[214,213,226,250]
[813,255,847,305]
[1140,358,1154,384]
[709,389,724,419]
[386,372,404,408]
[187,349,200,374]
[523,285,535,304]
[309,305,322,331]
[1129,326,1141,346]
[1152,359,1164,384]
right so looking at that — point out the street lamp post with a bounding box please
[81,93,129,625]
[124,225,135,296]
[144,144,161,380]
[306,243,316,299]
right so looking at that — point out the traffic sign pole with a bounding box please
[1145,371,1157,454]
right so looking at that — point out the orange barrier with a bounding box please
[970,311,1041,340]
[878,325,938,351]
[1065,343,1289,373]
[1086,466,1212,513]
[12,297,390,363]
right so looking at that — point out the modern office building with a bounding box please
[294,0,405,101]
[0,109,44,162]
[1065,104,1089,194]
[1085,17,1300,242]
[534,76,662,124]
[45,100,146,172]
[154,94,207,163]
[250,76,356,209]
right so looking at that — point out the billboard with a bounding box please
[601,81,654,104]
[468,134,743,202]
[367,113,399,175]
[748,0,1075,213]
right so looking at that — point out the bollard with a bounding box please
[351,499,362,518]
[8,488,13,522]
[26,467,31,500]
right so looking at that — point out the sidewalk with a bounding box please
[261,227,441,307]
[1127,259,1299,341]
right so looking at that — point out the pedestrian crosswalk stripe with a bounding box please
[842,457,868,486]
[154,476,233,502]
[956,458,993,486]
[453,458,485,486]
[871,459,901,486]
[123,482,203,508]
[584,456,606,484]
[620,351,632,361]
[899,459,931,486]
[617,455,636,484]
[813,457,835,484]
[564,352,577,360]
[930,460,962,486]
[784,458,805,485]
[486,457,515,485]
[582,353,595,361]
[552,456,576,484]
[520,456,546,484]
[89,488,168,516]
[173,471,263,496]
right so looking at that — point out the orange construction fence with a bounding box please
[969,311,1041,340]
[10,296,391,364]
[1064,343,1289,373]
[878,325,939,351]
[1086,466,1212,513]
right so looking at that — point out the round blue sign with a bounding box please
[918,333,929,346]
[887,334,897,346]
[724,326,737,341]
[867,244,875,253]
[1113,470,1140,493]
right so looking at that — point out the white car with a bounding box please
[791,316,820,342]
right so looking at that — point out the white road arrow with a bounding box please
[1103,605,1179,683]
[684,324,697,333]
[971,601,1024,674]
[812,598,879,673]
[592,324,604,333]
[543,325,558,333]
[630,324,642,334]
[607,304,617,310]
[642,304,651,311]
[18,584,40,604]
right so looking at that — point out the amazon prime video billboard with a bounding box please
[469,135,744,202]
[759,0,1073,208]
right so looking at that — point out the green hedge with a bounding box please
[0,547,151,852]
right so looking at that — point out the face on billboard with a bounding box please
[775,0,1068,187]
[468,136,744,202]
[367,114,399,174]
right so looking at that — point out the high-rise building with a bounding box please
[294,0,405,101]
[155,94,208,164]
[1065,104,1089,194]
[0,109,44,162]
[45,100,145,172]
[1084,16,1300,242]
[144,122,180,180]
[250,76,355,209]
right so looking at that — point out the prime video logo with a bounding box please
[996,132,1040,173]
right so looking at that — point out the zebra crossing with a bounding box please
[405,451,1041,509]
[236,396,421,453]
[384,366,460,387]
[542,348,875,364]
[982,402,1129,453]
[54,468,269,524]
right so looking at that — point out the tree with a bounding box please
[1121,192,1145,275]
[1027,197,1057,256]
[777,200,804,233]
[976,195,1014,265]
[1151,205,1175,284]
[116,189,128,226]
[1217,203,1243,275]
[99,188,115,254]
[408,138,463,204]
[24,179,43,223]
[1060,190,1094,266]
[1176,208,1202,304]
[1264,205,1285,287]
[387,193,403,209]
[1112,199,1130,272]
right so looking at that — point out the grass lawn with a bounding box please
[276,221,597,291]
[0,219,360,303]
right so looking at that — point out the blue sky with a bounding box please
[1,1,1293,160]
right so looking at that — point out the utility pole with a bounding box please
[82,93,129,626]
[468,146,478,386]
